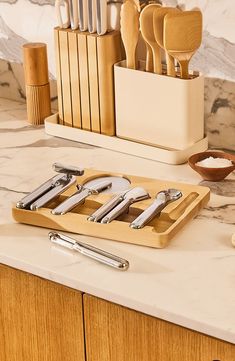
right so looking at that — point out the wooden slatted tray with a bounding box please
[12,169,210,248]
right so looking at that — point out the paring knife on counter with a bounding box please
[49,232,129,270]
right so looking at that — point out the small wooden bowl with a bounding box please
[188,151,235,181]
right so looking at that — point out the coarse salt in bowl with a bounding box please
[188,151,235,181]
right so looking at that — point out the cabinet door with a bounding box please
[83,294,235,361]
[0,264,85,361]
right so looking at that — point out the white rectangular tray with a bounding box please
[44,113,208,165]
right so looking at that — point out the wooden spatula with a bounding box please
[140,3,162,74]
[164,11,203,79]
[120,0,139,69]
[153,7,180,77]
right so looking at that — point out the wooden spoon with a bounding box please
[164,11,202,79]
[120,0,139,69]
[153,7,180,77]
[140,3,162,74]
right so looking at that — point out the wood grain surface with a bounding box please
[84,294,235,361]
[12,168,210,249]
[0,264,85,361]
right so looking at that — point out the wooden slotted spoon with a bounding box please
[140,3,162,74]
[153,7,180,77]
[120,0,139,69]
[164,11,203,79]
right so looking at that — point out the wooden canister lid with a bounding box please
[23,43,49,86]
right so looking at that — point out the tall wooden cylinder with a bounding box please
[23,43,51,125]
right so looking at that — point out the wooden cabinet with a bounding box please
[83,294,235,361]
[0,264,85,361]
[0,264,234,361]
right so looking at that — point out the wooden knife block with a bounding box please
[54,28,124,135]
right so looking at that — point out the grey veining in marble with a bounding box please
[0,16,26,64]
[200,180,235,197]
[197,203,235,225]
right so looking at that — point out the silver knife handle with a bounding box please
[97,0,107,35]
[87,194,123,222]
[49,232,129,270]
[130,199,166,229]
[101,198,131,224]
[51,188,90,215]
[55,0,71,28]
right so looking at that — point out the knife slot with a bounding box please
[77,33,91,130]
[59,30,73,127]
[54,28,64,125]
[68,31,82,128]
[87,35,101,133]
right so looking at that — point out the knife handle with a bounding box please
[55,0,71,29]
[70,0,79,30]
[97,0,108,35]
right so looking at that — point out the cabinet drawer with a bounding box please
[83,294,235,361]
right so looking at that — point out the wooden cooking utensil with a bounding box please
[140,3,162,74]
[164,11,202,79]
[120,0,139,69]
[153,7,180,77]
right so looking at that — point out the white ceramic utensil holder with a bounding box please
[114,60,204,150]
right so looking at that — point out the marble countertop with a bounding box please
[1,98,235,345]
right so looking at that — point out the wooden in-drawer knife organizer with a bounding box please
[12,166,210,248]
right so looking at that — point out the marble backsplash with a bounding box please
[0,0,235,150]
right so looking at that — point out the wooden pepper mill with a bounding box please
[23,43,51,125]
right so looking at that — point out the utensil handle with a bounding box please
[130,199,166,229]
[55,0,71,28]
[101,198,131,223]
[51,188,90,215]
[166,52,176,77]
[49,232,129,270]
[146,43,153,72]
[179,60,189,79]
[88,193,123,222]
[153,45,162,74]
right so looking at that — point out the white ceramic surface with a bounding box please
[1,98,235,344]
